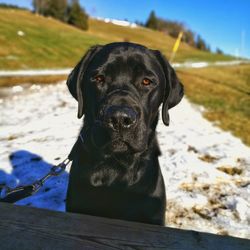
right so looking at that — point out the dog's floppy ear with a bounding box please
[67,45,103,118]
[153,50,184,126]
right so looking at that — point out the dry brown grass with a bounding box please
[178,64,250,146]
[0,75,67,87]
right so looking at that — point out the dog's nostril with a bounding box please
[122,116,134,128]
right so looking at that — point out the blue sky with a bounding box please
[1,0,250,58]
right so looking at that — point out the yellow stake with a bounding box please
[170,31,183,62]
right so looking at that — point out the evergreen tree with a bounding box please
[32,0,47,15]
[145,11,158,30]
[196,35,207,51]
[183,30,196,47]
[67,0,88,30]
[216,48,223,54]
[33,0,67,21]
[45,0,67,21]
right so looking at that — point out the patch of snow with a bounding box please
[97,17,137,28]
[12,85,24,93]
[172,60,250,69]
[0,69,72,77]
[0,81,249,239]
[191,62,209,68]
[17,30,25,36]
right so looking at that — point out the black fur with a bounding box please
[66,42,184,225]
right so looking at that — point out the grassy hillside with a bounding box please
[178,64,250,146]
[0,8,234,70]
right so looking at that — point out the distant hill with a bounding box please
[0,8,234,70]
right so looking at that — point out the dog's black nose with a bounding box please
[104,106,137,130]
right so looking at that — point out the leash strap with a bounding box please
[0,136,81,204]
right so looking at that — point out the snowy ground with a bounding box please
[0,82,249,239]
[0,60,249,77]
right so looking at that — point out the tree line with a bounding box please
[0,3,27,10]
[32,0,88,30]
[144,11,223,54]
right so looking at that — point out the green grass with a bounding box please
[178,64,250,146]
[0,8,234,70]
[0,9,108,70]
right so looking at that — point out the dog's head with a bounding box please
[67,42,183,155]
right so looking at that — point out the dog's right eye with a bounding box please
[141,78,151,86]
[94,75,105,84]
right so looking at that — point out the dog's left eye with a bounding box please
[94,75,105,84]
[141,78,151,86]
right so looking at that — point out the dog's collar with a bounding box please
[68,130,87,161]
[79,132,85,145]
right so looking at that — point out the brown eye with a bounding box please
[94,75,105,84]
[142,78,151,86]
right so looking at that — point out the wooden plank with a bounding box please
[0,203,249,250]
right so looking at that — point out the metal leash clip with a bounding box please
[50,158,71,176]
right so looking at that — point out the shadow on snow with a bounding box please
[0,150,69,211]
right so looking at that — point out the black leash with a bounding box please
[0,158,71,203]
[0,136,81,203]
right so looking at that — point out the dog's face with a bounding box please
[67,43,183,155]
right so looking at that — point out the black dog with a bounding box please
[66,42,183,225]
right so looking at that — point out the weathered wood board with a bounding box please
[0,203,249,250]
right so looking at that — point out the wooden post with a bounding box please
[0,203,249,250]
